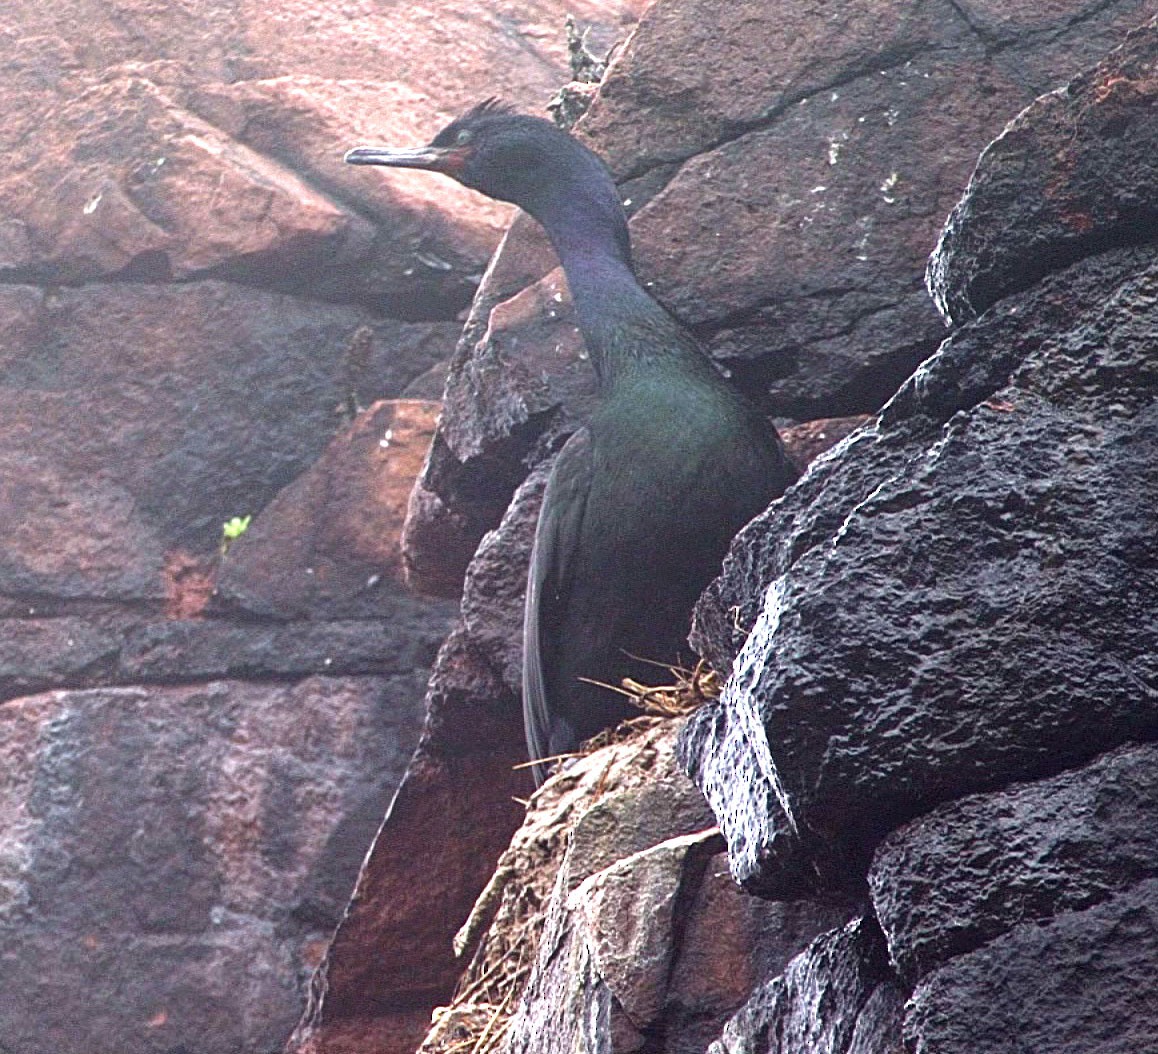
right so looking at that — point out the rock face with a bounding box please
[676,13,1158,1054]
[683,13,1158,897]
[288,466,546,1054]
[367,5,1155,1054]
[0,2,647,1054]
[872,744,1158,1052]
[0,678,426,1054]
[399,721,851,1054]
[5,2,1156,1054]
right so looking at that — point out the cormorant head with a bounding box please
[346,100,623,240]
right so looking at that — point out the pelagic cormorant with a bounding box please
[347,101,797,784]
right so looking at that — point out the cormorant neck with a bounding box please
[533,188,679,390]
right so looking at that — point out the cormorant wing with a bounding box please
[523,427,593,786]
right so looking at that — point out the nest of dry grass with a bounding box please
[416,660,721,1054]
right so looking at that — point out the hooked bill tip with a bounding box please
[344,147,383,165]
[343,145,450,170]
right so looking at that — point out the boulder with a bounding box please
[929,16,1158,323]
[8,73,362,288]
[707,917,903,1054]
[2,2,649,311]
[187,76,516,316]
[905,880,1158,1054]
[870,742,1158,984]
[682,19,1158,897]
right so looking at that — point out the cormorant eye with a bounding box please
[455,128,473,146]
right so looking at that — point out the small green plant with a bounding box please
[220,514,252,556]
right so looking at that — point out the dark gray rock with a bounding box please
[905,878,1158,1054]
[0,617,123,701]
[928,17,1158,324]
[682,17,1158,896]
[118,614,446,682]
[0,607,450,703]
[870,742,1158,984]
[683,242,1158,897]
[707,917,903,1054]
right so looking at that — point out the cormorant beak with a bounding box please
[344,145,469,178]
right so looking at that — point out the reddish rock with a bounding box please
[0,445,168,603]
[4,4,650,310]
[0,281,452,578]
[400,479,478,599]
[0,677,425,1054]
[780,415,872,475]
[0,7,652,1054]
[163,551,217,619]
[293,744,528,1054]
[9,72,359,286]
[219,400,448,618]
[400,216,569,595]
[289,468,547,1054]
[407,0,1152,575]
[187,77,516,316]
[7,0,648,103]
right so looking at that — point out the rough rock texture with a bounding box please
[378,15,1158,1051]
[187,76,517,317]
[404,0,1154,590]
[7,3,1157,1054]
[906,879,1158,1054]
[1,2,648,1052]
[870,742,1158,984]
[487,725,851,1054]
[5,1,646,107]
[307,399,873,1049]
[682,19,1158,899]
[460,721,721,988]
[660,16,1158,1054]
[0,678,424,1054]
[928,23,1158,324]
[2,0,649,312]
[707,918,903,1054]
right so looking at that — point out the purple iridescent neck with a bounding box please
[532,183,674,388]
